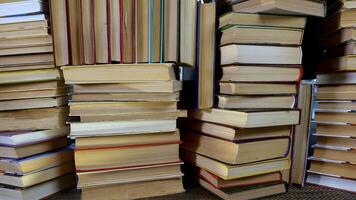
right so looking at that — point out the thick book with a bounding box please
[81,0,95,64]
[180,0,197,67]
[75,142,180,171]
[0,162,73,187]
[309,157,356,179]
[0,127,69,147]
[307,172,356,193]
[315,110,356,124]
[61,63,176,84]
[321,28,356,48]
[0,148,73,174]
[231,0,326,17]
[70,119,176,137]
[81,178,184,200]
[49,0,69,66]
[317,72,356,85]
[77,163,182,188]
[0,173,75,200]
[317,84,356,100]
[221,44,302,65]
[317,55,356,73]
[183,120,291,141]
[188,109,300,128]
[313,145,356,163]
[67,0,84,65]
[181,131,290,165]
[120,0,135,63]
[217,95,296,109]
[315,123,356,138]
[198,168,282,189]
[219,12,306,30]
[221,25,304,46]
[181,149,290,180]
[219,83,298,95]
[0,68,60,85]
[221,64,301,84]
[322,9,356,37]
[199,178,286,200]
[94,0,109,64]
[0,0,47,17]
[0,107,68,132]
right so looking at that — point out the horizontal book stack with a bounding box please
[0,1,75,199]
[306,0,356,193]
[61,63,185,200]
[50,0,187,66]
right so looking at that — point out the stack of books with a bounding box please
[306,0,356,193]
[0,1,75,199]
[61,63,185,200]
[181,0,326,198]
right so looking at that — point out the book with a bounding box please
[0,68,60,85]
[317,85,356,100]
[180,0,197,67]
[0,162,73,187]
[223,68,289,86]
[290,83,313,186]
[219,12,306,30]
[72,81,182,93]
[321,28,356,48]
[110,0,121,62]
[197,1,216,109]
[81,0,95,64]
[188,109,300,128]
[313,146,356,163]
[199,178,286,200]
[94,0,109,64]
[0,96,67,111]
[0,35,51,49]
[77,163,182,188]
[317,72,356,85]
[0,81,64,92]
[315,111,356,124]
[309,158,356,179]
[120,0,135,63]
[71,92,179,102]
[75,142,180,171]
[49,0,69,66]
[315,135,356,148]
[67,0,84,65]
[322,9,356,36]
[317,55,356,73]
[0,0,47,17]
[0,107,68,132]
[81,178,184,200]
[317,100,356,110]
[0,148,74,174]
[61,64,176,84]
[217,95,296,109]
[150,0,162,63]
[182,131,290,165]
[0,53,54,67]
[198,168,282,189]
[219,83,298,95]
[221,44,302,65]
[0,127,69,147]
[183,120,291,141]
[315,123,356,138]
[181,149,290,180]
[0,18,47,32]
[324,41,356,59]
[164,0,178,62]
[70,119,176,137]
[0,87,69,101]
[0,13,46,24]
[231,0,326,17]
[0,137,69,159]
[221,25,304,46]
[307,172,356,193]
[0,43,52,56]
[0,173,75,200]
[75,131,179,149]
[137,0,149,63]
[0,27,48,39]
[69,101,177,116]
[0,64,54,72]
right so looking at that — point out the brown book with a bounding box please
[221,26,304,46]
[67,0,84,65]
[0,96,67,111]
[219,12,306,30]
[219,83,298,95]
[218,95,296,109]
[189,109,300,128]
[318,101,356,110]
[315,123,356,138]
[0,40,52,56]
[81,0,95,64]
[231,0,326,17]
[0,87,69,101]
[71,92,179,102]
[321,28,356,48]
[198,2,216,109]
[121,0,135,63]
[180,0,197,67]
[199,168,282,189]
[322,9,356,37]
[317,72,356,85]
[0,20,48,32]
[313,146,356,163]
[0,107,68,132]
[0,68,60,85]
[183,120,291,141]
[309,158,356,179]
[316,135,356,149]
[315,111,356,124]
[0,35,51,49]
[317,84,356,100]
[0,53,54,67]
[164,0,178,62]
[181,131,290,165]
[109,0,120,62]
[221,45,302,65]
[136,0,149,63]
[94,0,109,63]
[50,0,69,66]
[0,81,64,93]
[151,0,161,63]
[81,178,184,200]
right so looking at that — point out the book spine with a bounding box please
[133,0,137,63]
[107,0,112,63]
[119,0,124,63]
[149,0,153,63]
[65,0,73,65]
[90,0,96,64]
[160,0,164,63]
